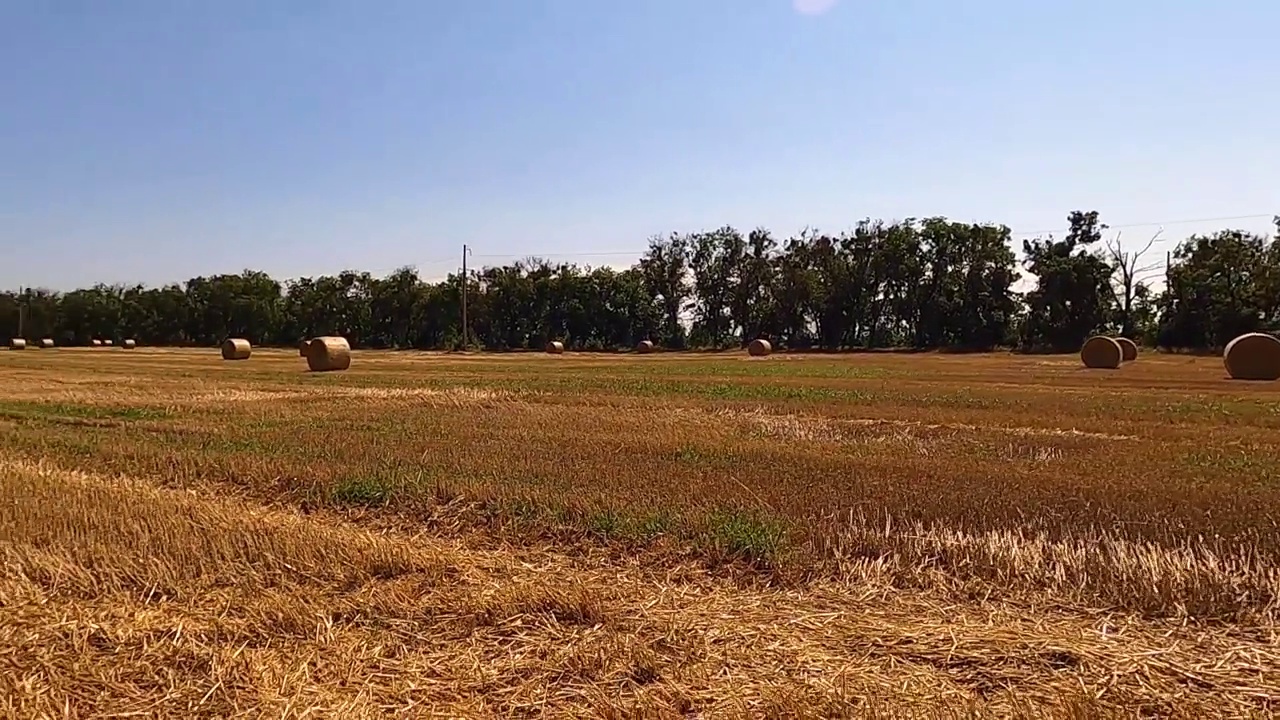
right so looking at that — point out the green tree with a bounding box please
[688,227,742,347]
[914,219,1018,349]
[1021,211,1116,352]
[639,234,691,349]
[8,211,1272,355]
[1158,229,1273,348]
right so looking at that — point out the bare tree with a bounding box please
[1105,229,1163,337]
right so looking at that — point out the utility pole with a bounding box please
[460,244,470,350]
[16,285,24,339]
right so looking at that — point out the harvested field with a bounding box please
[1,348,1279,718]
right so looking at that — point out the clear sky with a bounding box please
[2,0,1277,291]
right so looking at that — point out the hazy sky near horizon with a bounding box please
[2,0,1278,291]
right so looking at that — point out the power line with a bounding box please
[1009,213,1274,238]
[469,250,646,259]
[259,257,461,286]
[464,213,1276,262]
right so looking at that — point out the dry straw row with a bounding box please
[303,336,351,372]
[1224,332,1280,381]
[539,338,776,357]
[15,330,1274,379]
[220,338,252,361]
[1080,336,1139,368]
[1079,336,1126,369]
[541,339,659,353]
[221,337,351,372]
[1079,331,1280,381]
[8,338,137,350]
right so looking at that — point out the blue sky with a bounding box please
[2,0,1277,290]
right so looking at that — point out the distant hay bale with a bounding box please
[221,338,252,361]
[1080,335,1122,369]
[635,340,655,354]
[747,338,773,357]
[299,339,311,357]
[1113,337,1138,362]
[1223,332,1280,381]
[9,338,26,350]
[122,339,137,350]
[306,336,351,372]
[90,339,103,347]
[545,341,565,354]
[38,338,54,349]
[103,339,113,346]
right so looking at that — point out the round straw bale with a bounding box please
[1079,335,1122,369]
[221,338,252,360]
[1223,332,1280,381]
[38,338,54,349]
[545,341,565,354]
[90,339,103,347]
[635,340,655,354]
[122,339,137,349]
[9,338,26,350]
[1113,336,1138,362]
[306,336,351,372]
[103,339,113,346]
[747,338,773,357]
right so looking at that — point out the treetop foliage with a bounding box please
[4,212,1278,352]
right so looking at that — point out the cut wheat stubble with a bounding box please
[2,458,1277,719]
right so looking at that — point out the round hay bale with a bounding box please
[103,339,113,346]
[221,338,252,361]
[122,339,137,350]
[306,336,351,372]
[1080,335,1122,369]
[1223,332,1280,381]
[747,338,773,357]
[38,338,54,349]
[298,339,311,357]
[545,341,565,354]
[1113,337,1138,362]
[9,338,26,350]
[90,339,103,347]
[635,340,655,354]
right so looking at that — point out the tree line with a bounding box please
[3,211,1278,353]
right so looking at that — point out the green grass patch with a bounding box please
[0,400,173,423]
[633,510,678,540]
[586,508,625,538]
[1157,397,1280,425]
[671,444,743,468]
[619,361,895,380]
[916,390,1021,411]
[704,509,788,565]
[329,475,396,507]
[1181,449,1279,478]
